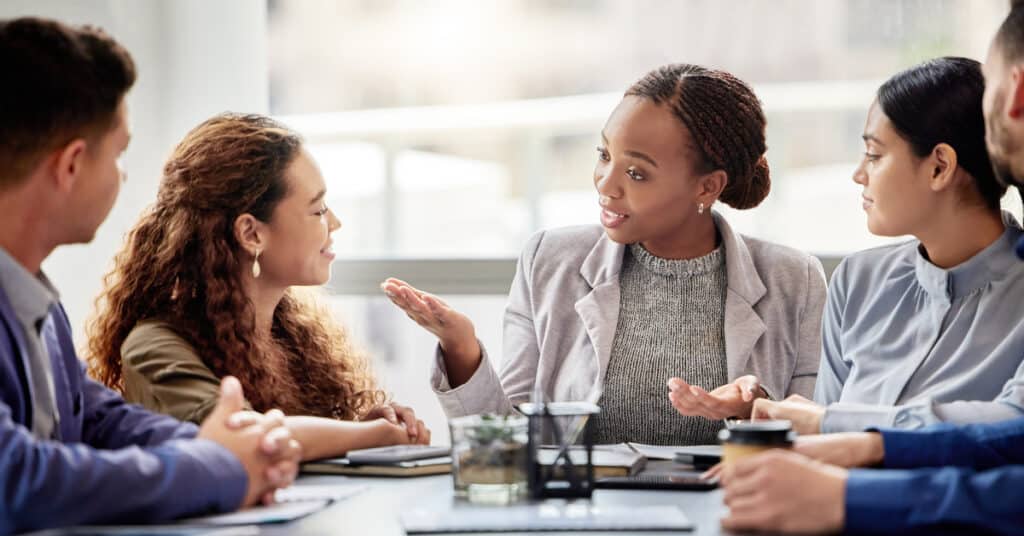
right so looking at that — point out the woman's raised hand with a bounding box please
[380,278,482,386]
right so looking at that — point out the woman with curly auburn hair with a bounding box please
[87,113,430,460]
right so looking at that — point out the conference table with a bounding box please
[262,460,733,535]
[33,463,737,535]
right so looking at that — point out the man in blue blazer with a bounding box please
[0,17,302,534]
[719,2,1024,534]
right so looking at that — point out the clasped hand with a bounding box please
[198,377,303,507]
[361,401,432,445]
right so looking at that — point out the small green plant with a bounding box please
[468,414,522,445]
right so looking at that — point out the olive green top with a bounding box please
[121,320,253,424]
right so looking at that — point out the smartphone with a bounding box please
[346,444,451,464]
[594,474,718,491]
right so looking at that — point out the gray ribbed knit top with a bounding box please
[592,242,728,446]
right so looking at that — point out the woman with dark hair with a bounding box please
[87,113,430,461]
[384,64,828,446]
[719,13,1024,534]
[753,57,1024,435]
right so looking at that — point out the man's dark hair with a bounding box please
[996,1,1024,64]
[0,17,136,187]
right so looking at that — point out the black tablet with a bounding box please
[594,474,718,491]
[673,445,722,470]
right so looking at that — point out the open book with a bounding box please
[537,445,646,478]
[626,443,721,463]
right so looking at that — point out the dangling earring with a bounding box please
[698,202,705,215]
[252,249,262,278]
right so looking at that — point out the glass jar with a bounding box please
[449,414,528,505]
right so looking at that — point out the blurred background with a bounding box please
[3,0,1013,443]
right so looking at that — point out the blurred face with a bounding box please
[983,41,1024,188]
[67,99,130,243]
[594,96,708,252]
[852,101,936,237]
[257,149,341,287]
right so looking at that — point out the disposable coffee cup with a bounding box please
[718,420,796,465]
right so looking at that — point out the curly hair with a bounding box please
[86,113,383,419]
[626,64,770,210]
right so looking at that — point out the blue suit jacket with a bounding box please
[0,286,246,534]
[846,418,1024,534]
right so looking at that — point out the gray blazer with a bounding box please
[431,212,827,418]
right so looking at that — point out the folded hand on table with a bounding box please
[199,376,303,507]
[362,401,431,445]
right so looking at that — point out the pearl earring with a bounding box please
[252,250,262,278]
[698,202,705,215]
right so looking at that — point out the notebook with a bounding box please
[400,503,693,533]
[302,455,452,477]
[30,486,365,534]
[179,501,327,527]
[346,445,451,464]
[616,442,719,462]
[537,446,646,478]
[176,484,366,526]
[23,528,258,536]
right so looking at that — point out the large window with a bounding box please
[269,0,1010,257]
[268,0,1011,439]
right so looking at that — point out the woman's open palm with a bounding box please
[380,278,476,353]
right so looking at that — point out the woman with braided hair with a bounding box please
[87,113,431,461]
[384,64,827,446]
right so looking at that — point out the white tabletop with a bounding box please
[268,464,734,535]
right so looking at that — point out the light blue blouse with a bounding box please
[815,214,1024,432]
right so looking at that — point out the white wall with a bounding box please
[0,0,269,344]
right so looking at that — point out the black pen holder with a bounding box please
[518,401,600,499]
